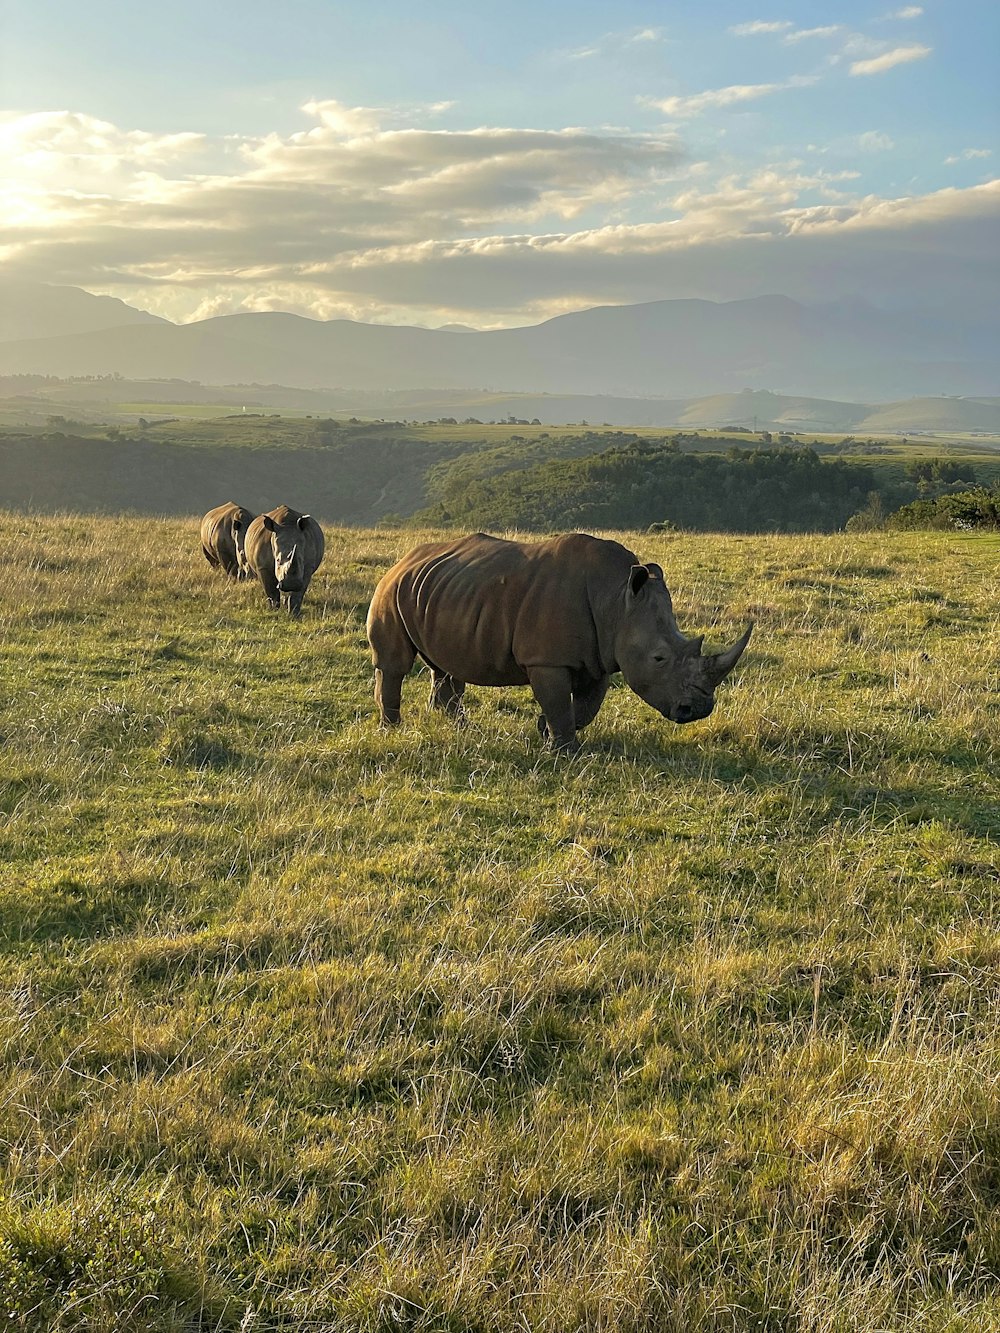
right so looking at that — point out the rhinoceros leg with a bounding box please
[572,674,611,732]
[429,670,466,721]
[258,566,281,610]
[369,616,417,727]
[527,666,579,753]
[374,668,405,726]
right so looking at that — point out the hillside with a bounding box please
[0,282,995,401]
[0,429,464,523]
[853,397,1000,433]
[4,373,1000,435]
[2,515,998,1328]
[5,417,1000,530]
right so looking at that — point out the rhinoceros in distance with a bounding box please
[366,532,752,752]
[243,505,325,615]
[200,501,257,579]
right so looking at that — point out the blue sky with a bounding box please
[1,1,996,325]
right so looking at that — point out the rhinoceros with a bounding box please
[243,505,325,615]
[366,532,752,751]
[200,501,257,579]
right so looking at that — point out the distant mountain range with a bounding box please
[1,278,996,403]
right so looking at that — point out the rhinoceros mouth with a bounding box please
[665,701,714,724]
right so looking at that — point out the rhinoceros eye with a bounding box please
[652,654,666,663]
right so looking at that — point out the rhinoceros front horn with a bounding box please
[706,623,753,682]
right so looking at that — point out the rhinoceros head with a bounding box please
[264,513,312,592]
[616,564,752,725]
[232,508,253,579]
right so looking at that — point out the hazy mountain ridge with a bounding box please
[0,280,996,403]
[0,278,167,343]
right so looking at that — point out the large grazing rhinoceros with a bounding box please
[200,501,257,579]
[366,532,752,751]
[243,505,325,615]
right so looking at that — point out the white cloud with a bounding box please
[647,84,782,117]
[850,43,931,75]
[0,105,687,288]
[562,27,664,60]
[646,76,816,119]
[859,131,895,152]
[728,21,793,36]
[0,110,205,177]
[945,148,992,164]
[888,6,923,18]
[784,25,843,44]
[299,99,383,136]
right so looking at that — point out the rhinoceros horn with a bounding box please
[706,623,753,682]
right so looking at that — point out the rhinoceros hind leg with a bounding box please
[375,668,406,727]
[528,666,579,753]
[429,671,466,722]
[369,616,417,727]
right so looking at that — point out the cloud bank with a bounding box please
[0,100,995,327]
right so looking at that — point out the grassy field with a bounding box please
[1,515,999,1331]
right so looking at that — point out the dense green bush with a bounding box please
[887,486,1000,531]
[418,443,888,533]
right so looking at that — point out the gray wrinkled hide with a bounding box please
[367,532,752,751]
[244,504,325,615]
[200,501,256,579]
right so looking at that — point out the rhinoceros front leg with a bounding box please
[527,666,578,753]
[572,674,610,732]
[429,670,466,722]
[258,567,281,610]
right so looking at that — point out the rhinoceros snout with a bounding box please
[669,700,714,725]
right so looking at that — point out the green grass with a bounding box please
[1,516,999,1330]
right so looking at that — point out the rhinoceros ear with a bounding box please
[628,565,651,596]
[706,623,753,682]
[263,515,277,532]
[298,514,311,529]
[646,562,664,581]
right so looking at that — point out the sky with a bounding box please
[1,1,997,328]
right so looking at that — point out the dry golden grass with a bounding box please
[0,514,998,1330]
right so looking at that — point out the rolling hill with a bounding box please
[3,372,999,435]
